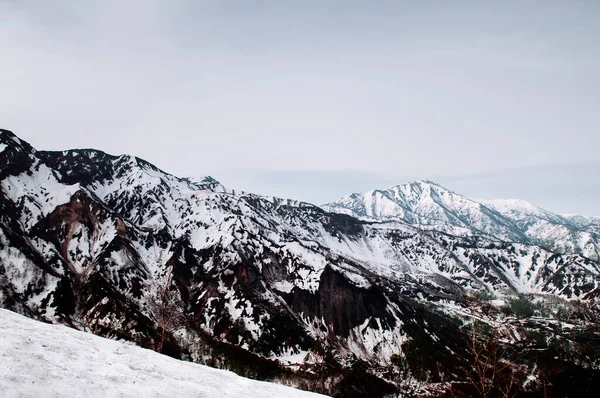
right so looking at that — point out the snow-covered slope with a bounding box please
[324,181,600,260]
[1,129,599,397]
[481,198,600,260]
[0,309,324,398]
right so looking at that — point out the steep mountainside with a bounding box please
[1,129,599,397]
[324,181,600,260]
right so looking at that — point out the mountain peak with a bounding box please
[323,180,528,241]
[0,129,33,152]
[0,129,18,141]
[404,179,439,186]
[324,180,600,259]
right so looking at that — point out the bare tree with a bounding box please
[151,268,182,353]
[389,351,428,398]
[307,339,335,393]
[442,295,525,398]
[463,318,521,398]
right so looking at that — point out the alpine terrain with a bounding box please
[1,129,599,397]
[323,180,600,261]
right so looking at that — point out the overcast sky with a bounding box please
[1,1,598,214]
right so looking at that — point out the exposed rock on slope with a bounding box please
[1,129,599,396]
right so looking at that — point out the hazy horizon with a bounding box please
[5,127,599,216]
[211,161,600,217]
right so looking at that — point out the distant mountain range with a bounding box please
[1,129,599,397]
[323,180,600,260]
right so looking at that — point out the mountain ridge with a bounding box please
[323,180,600,261]
[1,128,599,397]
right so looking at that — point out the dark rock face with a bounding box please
[285,266,395,337]
[1,129,599,397]
[0,129,37,180]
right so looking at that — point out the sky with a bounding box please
[1,1,598,215]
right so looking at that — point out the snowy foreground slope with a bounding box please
[0,309,325,398]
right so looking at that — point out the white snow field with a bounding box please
[0,309,326,397]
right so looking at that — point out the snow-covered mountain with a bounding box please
[323,180,600,260]
[1,129,599,397]
[481,198,600,260]
[0,308,325,398]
